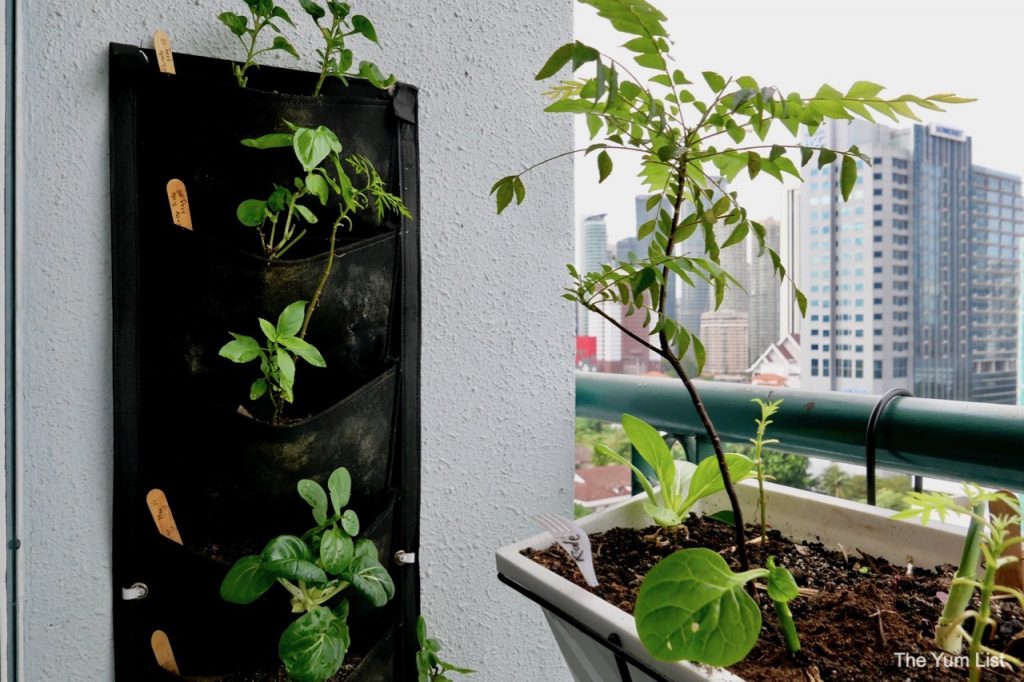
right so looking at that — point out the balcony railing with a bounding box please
[576,372,1024,492]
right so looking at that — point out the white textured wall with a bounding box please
[15,1,573,680]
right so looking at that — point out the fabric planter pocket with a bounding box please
[147,366,398,546]
[141,227,398,409]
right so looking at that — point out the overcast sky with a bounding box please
[573,0,1024,242]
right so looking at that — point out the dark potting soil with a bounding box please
[205,655,360,681]
[524,514,1024,681]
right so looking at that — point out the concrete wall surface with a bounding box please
[13,1,574,679]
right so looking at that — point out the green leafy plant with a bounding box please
[219,300,326,424]
[492,0,970,573]
[297,0,396,95]
[221,467,395,682]
[595,413,753,527]
[894,485,1024,681]
[416,615,475,682]
[634,548,800,666]
[749,398,782,543]
[219,0,299,87]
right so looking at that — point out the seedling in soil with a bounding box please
[749,398,782,543]
[297,0,396,95]
[218,0,299,87]
[219,300,326,424]
[492,0,972,574]
[595,414,753,528]
[221,467,394,682]
[416,615,475,682]
[635,548,801,666]
[895,484,1024,681]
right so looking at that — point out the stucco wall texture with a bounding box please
[14,1,574,680]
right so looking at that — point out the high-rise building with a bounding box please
[748,217,781,365]
[799,120,914,394]
[780,188,803,338]
[700,309,749,379]
[911,124,973,402]
[966,166,1024,404]
[577,214,609,336]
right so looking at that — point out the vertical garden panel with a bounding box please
[110,43,419,681]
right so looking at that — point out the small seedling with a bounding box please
[219,0,299,87]
[416,615,475,682]
[297,0,396,95]
[895,484,1024,681]
[749,398,782,543]
[221,467,394,682]
[219,300,326,424]
[635,548,800,666]
[595,414,753,527]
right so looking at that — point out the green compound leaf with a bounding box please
[279,606,349,682]
[635,548,763,666]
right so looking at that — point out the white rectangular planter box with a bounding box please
[496,480,968,682]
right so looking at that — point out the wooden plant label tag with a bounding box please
[153,31,176,74]
[151,630,180,675]
[991,490,1023,591]
[166,179,193,231]
[146,489,183,545]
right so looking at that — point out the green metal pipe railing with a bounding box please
[576,372,1024,492]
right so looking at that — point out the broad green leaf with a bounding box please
[571,41,599,70]
[351,15,378,43]
[250,377,268,400]
[578,0,668,38]
[328,467,352,515]
[702,71,725,93]
[241,132,294,149]
[846,80,884,99]
[491,177,515,214]
[512,177,526,206]
[271,5,294,26]
[358,60,396,89]
[693,335,706,375]
[220,555,275,604]
[279,607,349,682]
[295,203,319,224]
[328,1,350,19]
[536,42,574,79]
[840,154,857,201]
[272,36,299,59]
[298,0,326,20]
[795,288,808,316]
[746,152,761,180]
[767,558,799,603]
[258,318,277,342]
[218,11,247,36]
[306,174,329,205]
[708,510,735,526]
[799,147,814,167]
[279,336,327,367]
[348,539,394,607]
[277,300,307,338]
[621,414,675,506]
[341,509,360,536]
[293,127,334,172]
[219,333,261,363]
[597,150,613,183]
[635,548,763,666]
[276,348,296,399]
[320,527,354,575]
[236,199,267,227]
[262,535,328,583]
[298,479,329,525]
[681,453,754,509]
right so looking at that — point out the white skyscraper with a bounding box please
[577,214,609,336]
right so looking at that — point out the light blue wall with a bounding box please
[13,1,574,679]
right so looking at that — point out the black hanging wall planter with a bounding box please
[110,43,420,682]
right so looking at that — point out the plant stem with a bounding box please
[300,220,341,339]
[968,558,998,682]
[937,506,984,653]
[753,411,769,544]
[774,599,801,654]
[313,17,343,96]
[657,167,751,575]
